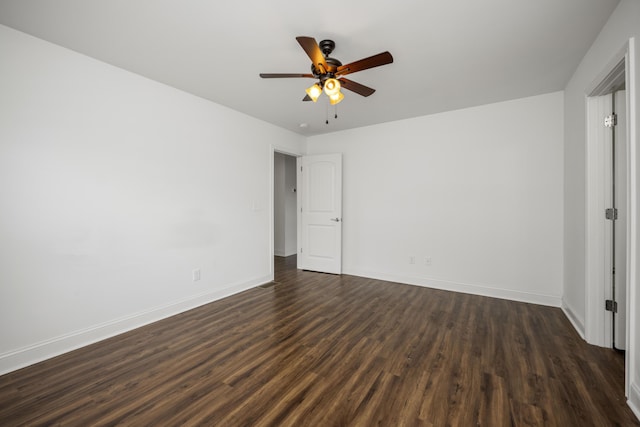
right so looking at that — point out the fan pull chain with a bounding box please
[324,100,339,125]
[326,101,329,125]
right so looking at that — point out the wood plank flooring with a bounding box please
[0,255,638,426]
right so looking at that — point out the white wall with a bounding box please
[0,24,304,374]
[307,92,564,306]
[563,0,640,415]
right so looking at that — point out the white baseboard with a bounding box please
[0,275,270,376]
[343,268,562,307]
[630,383,640,421]
[274,251,296,258]
[561,300,586,339]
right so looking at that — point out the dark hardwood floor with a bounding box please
[0,255,637,426]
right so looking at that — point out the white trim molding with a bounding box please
[625,36,638,408]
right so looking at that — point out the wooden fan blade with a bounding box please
[260,73,315,78]
[303,94,312,101]
[336,51,393,76]
[296,36,328,73]
[339,78,376,97]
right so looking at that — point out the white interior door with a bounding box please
[297,154,342,274]
[604,89,628,350]
[614,89,627,350]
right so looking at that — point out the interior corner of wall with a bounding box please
[561,299,586,340]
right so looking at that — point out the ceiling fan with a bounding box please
[259,36,393,105]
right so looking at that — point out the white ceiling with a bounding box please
[0,0,619,136]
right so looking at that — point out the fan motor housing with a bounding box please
[310,40,342,75]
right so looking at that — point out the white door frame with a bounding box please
[269,145,303,281]
[585,38,637,398]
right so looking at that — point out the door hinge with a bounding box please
[605,208,618,220]
[604,114,617,128]
[605,299,618,313]
[300,247,303,253]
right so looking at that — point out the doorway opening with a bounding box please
[273,151,298,277]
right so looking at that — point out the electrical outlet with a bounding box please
[409,256,415,265]
[192,269,201,281]
[425,257,432,266]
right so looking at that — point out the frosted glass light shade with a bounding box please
[323,78,341,96]
[305,84,322,102]
[329,91,344,105]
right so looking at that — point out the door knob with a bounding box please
[330,218,341,222]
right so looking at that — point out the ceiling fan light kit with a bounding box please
[260,36,393,107]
